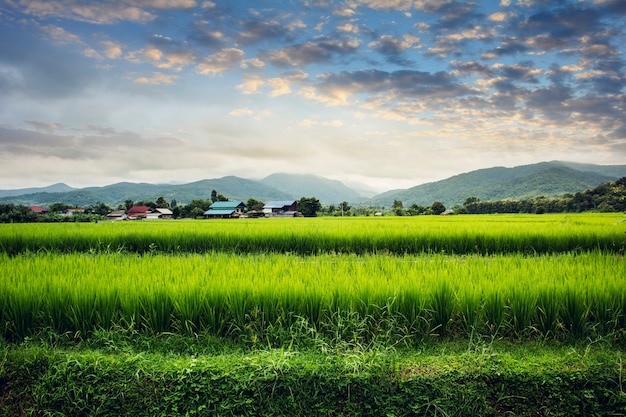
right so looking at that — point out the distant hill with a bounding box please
[0,176,292,208]
[260,173,362,204]
[2,161,625,209]
[0,183,75,198]
[365,161,626,208]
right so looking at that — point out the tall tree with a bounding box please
[297,197,321,217]
[155,196,169,208]
[338,201,351,216]
[431,201,446,215]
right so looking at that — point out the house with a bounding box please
[127,205,152,219]
[28,205,48,214]
[262,201,299,217]
[106,210,127,221]
[203,201,246,219]
[146,208,173,220]
[60,208,85,217]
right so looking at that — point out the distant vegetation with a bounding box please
[1,177,624,223]
[460,177,626,214]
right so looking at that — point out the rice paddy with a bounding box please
[1,213,625,344]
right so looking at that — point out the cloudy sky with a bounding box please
[0,0,625,191]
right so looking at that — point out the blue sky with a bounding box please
[0,0,625,191]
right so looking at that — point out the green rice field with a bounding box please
[1,213,625,343]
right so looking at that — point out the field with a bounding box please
[1,213,626,416]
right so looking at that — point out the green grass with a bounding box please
[1,336,624,417]
[2,251,624,343]
[2,214,625,415]
[1,213,624,255]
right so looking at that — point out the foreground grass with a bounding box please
[1,334,625,417]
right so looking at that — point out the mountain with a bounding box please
[0,176,292,208]
[260,173,363,204]
[2,161,625,209]
[0,183,75,198]
[365,161,626,208]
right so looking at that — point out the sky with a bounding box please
[0,0,625,192]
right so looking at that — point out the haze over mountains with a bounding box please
[1,161,625,209]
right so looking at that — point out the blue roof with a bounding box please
[209,201,245,209]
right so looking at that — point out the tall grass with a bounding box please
[1,251,624,343]
[0,213,624,255]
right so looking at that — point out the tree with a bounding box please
[49,202,70,213]
[297,197,321,217]
[211,190,218,203]
[155,196,169,208]
[431,201,446,215]
[464,197,480,206]
[246,198,264,211]
[91,202,112,216]
[338,201,351,216]
[124,200,134,210]
[392,199,404,216]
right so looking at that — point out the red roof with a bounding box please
[127,205,151,215]
[28,205,48,213]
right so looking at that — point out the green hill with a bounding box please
[0,177,292,208]
[365,161,626,208]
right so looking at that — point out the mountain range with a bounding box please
[1,161,625,209]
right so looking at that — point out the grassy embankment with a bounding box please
[1,214,625,416]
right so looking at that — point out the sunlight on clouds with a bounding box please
[17,1,155,24]
[237,75,264,94]
[133,72,177,85]
[101,40,123,59]
[40,24,82,43]
[229,108,254,116]
[299,119,343,127]
[488,11,514,22]
[196,48,244,75]
[240,58,265,70]
[133,0,197,9]
[267,77,292,97]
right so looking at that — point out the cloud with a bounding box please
[196,48,244,74]
[309,69,474,106]
[11,0,156,24]
[450,60,493,77]
[368,34,420,64]
[237,17,298,45]
[492,62,542,83]
[0,27,99,98]
[101,40,124,59]
[132,72,177,85]
[229,108,253,116]
[259,38,360,67]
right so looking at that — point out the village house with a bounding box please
[203,201,246,219]
[60,208,85,217]
[262,201,300,217]
[106,210,127,221]
[28,205,48,214]
[126,205,152,220]
[145,208,173,220]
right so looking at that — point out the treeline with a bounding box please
[461,177,626,214]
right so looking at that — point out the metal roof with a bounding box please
[263,200,296,208]
[203,209,236,216]
[209,201,245,209]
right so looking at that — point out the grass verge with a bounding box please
[1,334,625,417]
